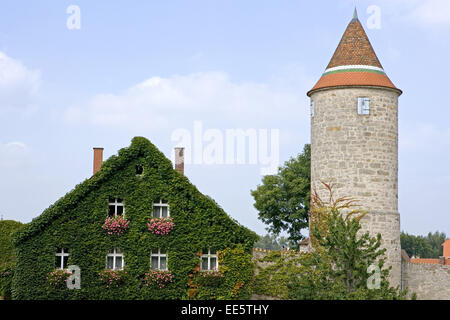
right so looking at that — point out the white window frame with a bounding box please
[55,248,69,269]
[152,200,170,218]
[200,249,218,271]
[108,198,125,217]
[310,99,315,117]
[150,249,168,271]
[106,248,124,270]
[357,97,370,115]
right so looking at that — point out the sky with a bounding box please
[0,0,449,237]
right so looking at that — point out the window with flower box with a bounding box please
[106,248,124,270]
[55,248,69,269]
[201,249,218,271]
[152,200,169,218]
[108,198,125,217]
[151,249,168,270]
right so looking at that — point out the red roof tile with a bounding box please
[309,71,399,94]
[410,258,441,265]
[308,13,401,96]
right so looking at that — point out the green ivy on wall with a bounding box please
[252,250,304,299]
[192,245,254,300]
[12,137,257,300]
[0,220,24,300]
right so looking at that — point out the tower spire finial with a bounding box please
[353,7,358,20]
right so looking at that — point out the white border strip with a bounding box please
[324,65,385,74]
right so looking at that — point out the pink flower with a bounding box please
[102,216,130,235]
[147,217,174,235]
[144,270,174,288]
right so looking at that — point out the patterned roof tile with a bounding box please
[308,12,401,96]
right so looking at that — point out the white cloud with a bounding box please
[64,71,310,131]
[408,0,450,26]
[0,141,30,168]
[400,123,450,152]
[363,0,450,27]
[344,1,450,28]
[0,52,41,110]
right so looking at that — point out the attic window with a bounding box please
[153,200,169,218]
[136,165,143,175]
[109,198,124,217]
[357,97,370,115]
[55,248,69,269]
[200,249,218,271]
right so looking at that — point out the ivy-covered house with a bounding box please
[12,137,257,300]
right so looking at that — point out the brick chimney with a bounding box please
[93,147,104,175]
[174,147,184,175]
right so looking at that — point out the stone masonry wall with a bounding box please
[310,87,401,287]
[403,262,450,300]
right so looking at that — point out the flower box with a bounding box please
[143,270,174,288]
[47,269,72,289]
[197,270,224,287]
[98,269,127,288]
[147,217,174,235]
[102,216,130,235]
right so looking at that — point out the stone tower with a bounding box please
[307,10,402,286]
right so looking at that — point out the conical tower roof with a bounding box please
[307,10,401,96]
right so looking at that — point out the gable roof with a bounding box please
[13,137,254,245]
[307,11,401,96]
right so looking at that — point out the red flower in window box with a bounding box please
[47,269,72,289]
[147,217,174,235]
[102,216,130,235]
[143,270,174,288]
[98,269,127,288]
[198,270,224,287]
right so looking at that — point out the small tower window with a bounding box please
[358,97,370,115]
[108,198,124,217]
[135,165,143,176]
[310,100,315,117]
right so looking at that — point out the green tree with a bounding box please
[401,231,446,258]
[288,185,407,300]
[251,144,310,247]
[254,234,294,250]
[0,220,24,300]
[426,231,447,257]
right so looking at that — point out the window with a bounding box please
[358,97,370,115]
[153,200,169,218]
[136,165,143,175]
[310,100,315,117]
[150,249,168,270]
[108,198,124,217]
[55,248,69,269]
[106,248,124,270]
[201,249,218,271]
